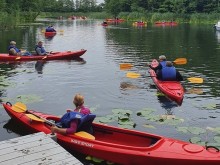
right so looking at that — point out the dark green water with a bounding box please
[0,19,220,164]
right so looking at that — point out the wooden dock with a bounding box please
[0,132,83,165]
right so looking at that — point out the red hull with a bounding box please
[44,31,56,37]
[155,21,178,26]
[0,50,86,62]
[3,103,220,165]
[149,59,184,105]
[106,19,124,22]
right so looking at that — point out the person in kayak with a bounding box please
[156,61,183,81]
[51,94,96,135]
[8,41,32,56]
[45,25,56,32]
[149,55,167,71]
[35,41,47,55]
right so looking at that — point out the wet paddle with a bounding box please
[120,58,187,69]
[187,77,203,83]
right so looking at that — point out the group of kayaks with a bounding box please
[2,102,220,165]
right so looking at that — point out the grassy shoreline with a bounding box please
[1,11,219,29]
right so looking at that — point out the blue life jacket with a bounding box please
[8,45,20,53]
[57,112,96,134]
[160,61,166,68]
[161,66,176,80]
[35,45,46,55]
[46,27,56,32]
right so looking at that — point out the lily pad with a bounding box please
[112,109,132,115]
[176,127,188,133]
[189,137,201,144]
[188,127,206,135]
[214,136,220,143]
[118,124,134,129]
[16,94,43,104]
[95,116,115,123]
[143,124,156,129]
[137,108,155,117]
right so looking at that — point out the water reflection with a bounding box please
[35,60,46,74]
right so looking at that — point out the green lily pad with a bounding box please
[176,127,188,133]
[112,109,132,115]
[188,127,206,135]
[214,136,220,143]
[16,94,43,104]
[143,124,156,129]
[95,116,115,123]
[189,137,201,144]
[212,127,220,134]
[118,120,135,126]
[136,108,155,117]
[91,157,104,163]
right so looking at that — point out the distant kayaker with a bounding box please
[149,55,167,71]
[35,41,47,55]
[45,25,56,32]
[8,41,32,56]
[51,94,95,135]
[156,61,183,81]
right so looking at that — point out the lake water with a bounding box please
[0,19,220,163]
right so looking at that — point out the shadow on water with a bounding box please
[3,119,30,136]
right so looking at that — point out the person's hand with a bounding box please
[51,126,57,134]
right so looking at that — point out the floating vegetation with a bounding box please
[85,156,104,163]
[193,103,220,110]
[155,92,165,96]
[15,94,43,104]
[137,108,184,126]
[176,126,206,135]
[94,108,136,129]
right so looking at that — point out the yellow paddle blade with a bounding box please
[15,56,21,60]
[26,114,44,122]
[41,29,45,33]
[12,102,27,113]
[126,72,140,78]
[74,131,95,140]
[120,63,133,68]
[173,58,187,65]
[187,77,203,83]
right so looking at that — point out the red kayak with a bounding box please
[44,31,56,37]
[0,49,86,62]
[3,102,220,165]
[106,18,124,22]
[133,22,147,26]
[155,21,178,26]
[149,59,184,105]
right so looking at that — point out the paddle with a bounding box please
[120,58,187,69]
[126,72,204,83]
[11,102,95,140]
[126,72,141,78]
[187,77,203,83]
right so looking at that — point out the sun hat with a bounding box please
[10,41,16,45]
[159,55,166,60]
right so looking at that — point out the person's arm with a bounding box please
[51,119,78,135]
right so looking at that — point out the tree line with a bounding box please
[104,0,220,17]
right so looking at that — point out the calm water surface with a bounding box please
[0,19,220,163]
